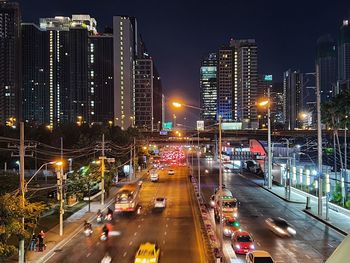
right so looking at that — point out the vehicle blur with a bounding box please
[231,231,255,254]
[265,217,296,237]
[223,218,241,236]
[168,169,175,175]
[212,188,239,221]
[115,183,141,213]
[246,250,274,263]
[150,169,159,182]
[134,242,160,263]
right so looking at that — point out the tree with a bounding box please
[0,193,46,260]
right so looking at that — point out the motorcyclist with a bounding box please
[102,224,109,237]
[107,208,113,216]
[97,209,102,217]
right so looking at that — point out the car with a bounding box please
[265,217,296,237]
[231,231,255,254]
[150,170,159,182]
[224,166,231,172]
[154,197,166,208]
[134,242,160,263]
[246,250,274,263]
[168,169,175,175]
[223,218,241,236]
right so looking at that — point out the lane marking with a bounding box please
[86,252,91,258]
[328,243,334,248]
[123,251,127,257]
[134,232,137,236]
[166,224,168,228]
[138,224,141,228]
[306,255,311,259]
[164,231,167,235]
[256,241,261,246]
[129,241,133,246]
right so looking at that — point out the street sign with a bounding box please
[163,122,173,130]
[107,158,115,163]
[197,120,204,131]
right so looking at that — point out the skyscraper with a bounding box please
[316,34,337,102]
[283,70,304,130]
[338,19,350,89]
[21,23,48,125]
[88,32,114,125]
[113,16,138,130]
[0,0,20,124]
[200,53,217,123]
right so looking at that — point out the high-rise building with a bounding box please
[113,16,138,130]
[316,34,337,102]
[200,53,217,123]
[338,19,350,88]
[283,70,304,130]
[152,65,163,131]
[21,23,48,125]
[234,39,258,127]
[0,0,21,125]
[257,74,272,128]
[88,32,114,125]
[217,46,234,121]
[271,82,284,126]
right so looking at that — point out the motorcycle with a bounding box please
[97,214,103,223]
[100,232,108,241]
[84,228,93,237]
[105,213,112,221]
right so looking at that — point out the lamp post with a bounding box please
[258,87,272,189]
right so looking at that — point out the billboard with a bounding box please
[221,122,242,130]
[197,120,204,131]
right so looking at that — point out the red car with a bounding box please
[223,218,241,237]
[231,231,255,254]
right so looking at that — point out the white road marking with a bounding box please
[141,218,144,221]
[306,255,311,259]
[134,232,137,236]
[166,224,168,228]
[328,243,334,248]
[138,224,141,228]
[123,252,127,257]
[96,241,100,246]
[256,241,261,246]
[164,231,167,235]
[163,240,166,244]
[86,252,91,258]
[129,241,133,246]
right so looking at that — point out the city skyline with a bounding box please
[17,0,350,120]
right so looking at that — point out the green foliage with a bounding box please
[331,182,343,204]
[346,200,350,208]
[0,193,46,260]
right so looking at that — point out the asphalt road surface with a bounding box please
[199,159,345,263]
[45,166,205,263]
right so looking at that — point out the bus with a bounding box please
[115,183,141,213]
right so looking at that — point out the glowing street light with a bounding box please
[172,102,182,108]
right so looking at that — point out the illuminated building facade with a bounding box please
[200,53,217,123]
[113,16,138,130]
[0,0,20,125]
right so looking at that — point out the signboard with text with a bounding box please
[221,122,242,130]
[197,120,205,131]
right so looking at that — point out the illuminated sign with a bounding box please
[264,75,273,81]
[197,120,204,131]
[221,122,242,130]
[163,122,173,130]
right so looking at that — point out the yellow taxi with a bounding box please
[134,242,160,263]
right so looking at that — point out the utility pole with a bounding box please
[218,116,223,256]
[19,122,25,263]
[133,137,136,177]
[316,64,323,216]
[99,134,106,205]
[130,142,133,180]
[267,86,272,189]
[59,137,64,236]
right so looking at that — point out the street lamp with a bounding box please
[258,87,272,189]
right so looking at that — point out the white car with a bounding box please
[154,197,166,208]
[246,250,274,263]
[168,169,175,175]
[150,171,159,182]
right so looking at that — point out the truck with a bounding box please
[210,188,239,222]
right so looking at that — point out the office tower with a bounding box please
[69,15,97,124]
[316,34,337,102]
[22,23,48,125]
[302,73,316,128]
[152,66,163,131]
[233,39,258,128]
[88,32,114,125]
[257,74,272,128]
[217,46,234,121]
[283,70,304,130]
[200,53,217,123]
[39,16,71,127]
[0,0,20,125]
[338,19,350,90]
[271,82,284,126]
[113,16,138,130]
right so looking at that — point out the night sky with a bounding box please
[18,0,350,127]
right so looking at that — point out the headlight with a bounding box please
[224,228,231,234]
[235,244,240,249]
[150,258,157,262]
[287,227,296,235]
[233,212,238,218]
[134,259,141,263]
[250,244,255,249]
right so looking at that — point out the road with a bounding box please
[198,159,345,263]
[45,166,205,263]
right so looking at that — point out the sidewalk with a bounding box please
[242,172,350,235]
[19,168,149,263]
